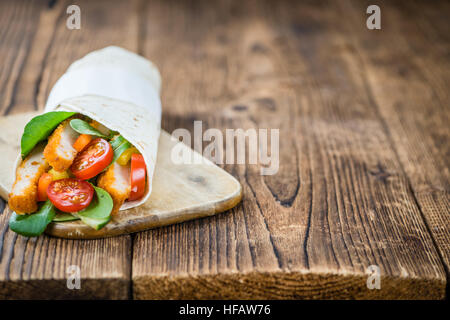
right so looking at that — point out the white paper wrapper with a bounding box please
[18,46,162,210]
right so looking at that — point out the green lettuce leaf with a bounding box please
[69,119,108,138]
[21,111,76,159]
[75,186,113,230]
[9,200,56,237]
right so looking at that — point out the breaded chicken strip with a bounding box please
[9,143,49,214]
[97,163,130,214]
[43,118,78,172]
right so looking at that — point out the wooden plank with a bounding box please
[0,0,140,299]
[337,0,450,276]
[7,0,66,114]
[0,0,44,115]
[132,0,446,299]
[0,210,131,299]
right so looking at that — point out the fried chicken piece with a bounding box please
[9,143,49,214]
[97,163,131,214]
[43,118,78,172]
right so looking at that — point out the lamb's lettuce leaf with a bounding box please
[21,111,76,159]
[9,200,56,237]
[74,186,113,230]
[69,119,108,138]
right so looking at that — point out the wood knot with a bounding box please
[232,105,248,112]
[217,34,228,44]
[251,43,267,53]
[48,0,57,9]
[189,175,206,185]
[255,98,276,111]
[369,163,392,183]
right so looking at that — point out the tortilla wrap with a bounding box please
[13,46,162,210]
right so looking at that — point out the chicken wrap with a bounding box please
[8,46,161,236]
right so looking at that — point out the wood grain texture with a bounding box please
[0,0,448,299]
[132,0,447,299]
[336,0,450,276]
[0,0,140,299]
[0,209,131,299]
[0,0,44,115]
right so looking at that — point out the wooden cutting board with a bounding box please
[0,112,242,239]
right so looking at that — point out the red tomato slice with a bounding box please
[129,154,146,201]
[70,138,113,180]
[47,178,94,212]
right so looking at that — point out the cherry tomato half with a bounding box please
[129,154,146,201]
[47,178,94,212]
[71,138,113,180]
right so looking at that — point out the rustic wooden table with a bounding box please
[0,0,448,299]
